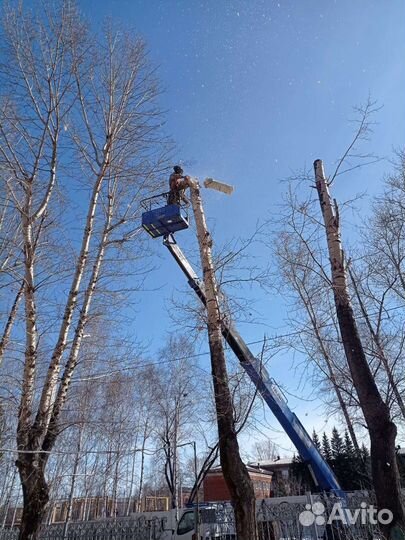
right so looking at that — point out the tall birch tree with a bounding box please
[314,159,405,540]
[0,2,168,538]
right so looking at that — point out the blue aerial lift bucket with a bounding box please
[141,192,189,238]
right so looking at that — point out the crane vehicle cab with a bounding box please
[132,505,234,539]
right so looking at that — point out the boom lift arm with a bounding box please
[163,233,344,497]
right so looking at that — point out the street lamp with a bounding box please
[176,441,199,539]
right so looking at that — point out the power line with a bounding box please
[71,333,297,383]
[72,300,405,382]
[0,446,161,457]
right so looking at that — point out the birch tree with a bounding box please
[314,159,405,540]
[188,178,258,540]
[0,2,168,538]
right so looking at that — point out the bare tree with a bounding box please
[358,150,405,420]
[251,440,279,462]
[314,159,405,539]
[348,264,405,422]
[0,2,168,538]
[272,198,361,450]
[152,336,201,514]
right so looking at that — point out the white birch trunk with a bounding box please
[0,282,24,366]
[43,190,114,450]
[35,155,110,436]
[18,183,38,446]
[188,178,258,540]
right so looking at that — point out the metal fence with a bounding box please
[207,493,383,540]
[0,516,167,540]
[0,491,388,540]
[255,492,383,540]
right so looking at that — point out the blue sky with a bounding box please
[79,0,405,452]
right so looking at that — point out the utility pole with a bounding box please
[187,177,258,540]
[173,395,179,522]
[193,441,199,540]
[177,440,199,539]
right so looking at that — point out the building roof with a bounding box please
[250,447,405,468]
[248,457,294,469]
[208,464,272,477]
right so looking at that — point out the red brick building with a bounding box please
[203,465,273,502]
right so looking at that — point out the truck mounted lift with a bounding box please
[141,190,344,498]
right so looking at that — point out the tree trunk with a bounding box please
[188,445,218,504]
[16,455,49,540]
[0,281,24,366]
[16,197,113,538]
[189,179,258,540]
[173,397,179,519]
[314,159,405,540]
[137,422,148,513]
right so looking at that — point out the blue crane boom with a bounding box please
[162,233,344,497]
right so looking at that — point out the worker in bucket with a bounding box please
[168,165,190,205]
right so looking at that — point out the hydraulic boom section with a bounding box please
[163,233,344,497]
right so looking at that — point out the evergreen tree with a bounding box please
[322,432,332,461]
[343,431,355,460]
[360,443,370,462]
[331,427,345,460]
[291,454,315,494]
[330,427,347,488]
[356,443,372,490]
[323,433,373,490]
[312,430,321,452]
[396,448,405,488]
